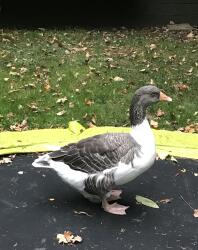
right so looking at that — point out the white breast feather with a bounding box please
[114,119,156,185]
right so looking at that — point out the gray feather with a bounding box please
[49,133,141,174]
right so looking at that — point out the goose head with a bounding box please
[130,85,172,126]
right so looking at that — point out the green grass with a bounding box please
[0,28,198,131]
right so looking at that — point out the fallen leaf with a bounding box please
[57,231,82,245]
[183,123,198,133]
[187,31,194,39]
[57,234,68,244]
[10,119,28,131]
[135,195,159,208]
[0,157,12,164]
[74,72,79,78]
[88,122,96,128]
[113,76,124,82]
[85,52,91,61]
[7,112,14,118]
[43,81,51,91]
[158,198,173,204]
[56,97,68,104]
[193,209,198,218]
[27,102,38,112]
[20,67,28,74]
[175,83,189,91]
[150,79,155,85]
[188,67,193,74]
[56,110,66,116]
[24,83,36,88]
[85,99,94,106]
[9,71,20,76]
[156,108,165,117]
[150,120,158,129]
[69,102,74,108]
[149,43,157,50]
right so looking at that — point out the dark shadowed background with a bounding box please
[1,0,198,28]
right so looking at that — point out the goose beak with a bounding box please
[159,91,172,102]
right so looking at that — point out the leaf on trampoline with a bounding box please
[159,198,173,204]
[193,209,198,218]
[135,195,159,209]
[56,231,82,244]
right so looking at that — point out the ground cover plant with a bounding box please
[0,27,197,132]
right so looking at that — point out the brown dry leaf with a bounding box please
[43,81,51,91]
[175,83,189,91]
[85,99,94,106]
[64,231,74,242]
[10,119,28,131]
[57,231,82,245]
[193,209,198,218]
[156,108,165,117]
[183,123,198,133]
[56,110,66,116]
[113,76,124,82]
[88,122,96,128]
[159,198,173,204]
[150,120,158,129]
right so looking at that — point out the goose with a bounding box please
[33,85,172,215]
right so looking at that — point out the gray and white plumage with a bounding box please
[33,85,172,214]
[49,133,141,174]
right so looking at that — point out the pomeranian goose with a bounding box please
[33,85,172,215]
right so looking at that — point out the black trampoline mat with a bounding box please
[0,154,198,250]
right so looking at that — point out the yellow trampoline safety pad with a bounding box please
[0,121,197,159]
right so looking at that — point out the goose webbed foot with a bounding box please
[107,189,122,201]
[102,198,129,215]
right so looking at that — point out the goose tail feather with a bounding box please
[32,154,52,168]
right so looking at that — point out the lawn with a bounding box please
[0,28,198,132]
